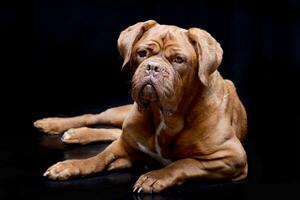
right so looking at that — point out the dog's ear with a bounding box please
[118,20,157,69]
[187,28,223,86]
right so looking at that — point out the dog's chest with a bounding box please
[137,113,175,165]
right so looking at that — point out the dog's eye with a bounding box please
[173,56,185,64]
[137,50,147,58]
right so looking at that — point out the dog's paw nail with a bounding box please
[43,171,49,176]
[34,121,40,127]
[107,164,114,171]
[62,132,71,140]
[133,187,137,192]
[137,187,142,193]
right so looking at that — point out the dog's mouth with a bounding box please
[140,83,158,102]
[137,82,160,112]
[132,72,178,116]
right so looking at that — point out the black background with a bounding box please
[1,0,300,199]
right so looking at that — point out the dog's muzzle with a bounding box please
[137,60,164,102]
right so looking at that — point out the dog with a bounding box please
[34,20,248,193]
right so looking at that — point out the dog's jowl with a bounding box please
[34,20,248,193]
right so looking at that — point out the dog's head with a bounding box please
[118,20,223,115]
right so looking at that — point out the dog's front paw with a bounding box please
[61,127,90,144]
[133,169,177,193]
[43,160,93,180]
[34,118,69,134]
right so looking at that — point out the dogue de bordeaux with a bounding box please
[34,20,248,193]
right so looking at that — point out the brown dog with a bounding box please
[34,20,248,193]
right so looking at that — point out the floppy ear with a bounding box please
[187,28,223,86]
[117,20,157,69]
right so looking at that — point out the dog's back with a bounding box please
[225,79,247,141]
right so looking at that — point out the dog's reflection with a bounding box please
[37,133,108,159]
[133,194,167,200]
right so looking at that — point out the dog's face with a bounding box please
[118,20,223,115]
[130,25,198,115]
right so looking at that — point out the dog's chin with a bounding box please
[140,84,158,102]
[136,84,176,116]
[137,84,158,111]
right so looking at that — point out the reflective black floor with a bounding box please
[1,114,298,200]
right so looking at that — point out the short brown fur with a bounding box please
[34,20,247,193]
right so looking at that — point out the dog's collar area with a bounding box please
[135,110,171,166]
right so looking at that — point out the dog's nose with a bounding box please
[145,61,162,76]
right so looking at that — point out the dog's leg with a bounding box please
[133,154,247,193]
[34,104,133,134]
[61,127,121,144]
[107,158,133,171]
[44,139,133,180]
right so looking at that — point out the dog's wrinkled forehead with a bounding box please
[118,20,223,86]
[134,25,195,56]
